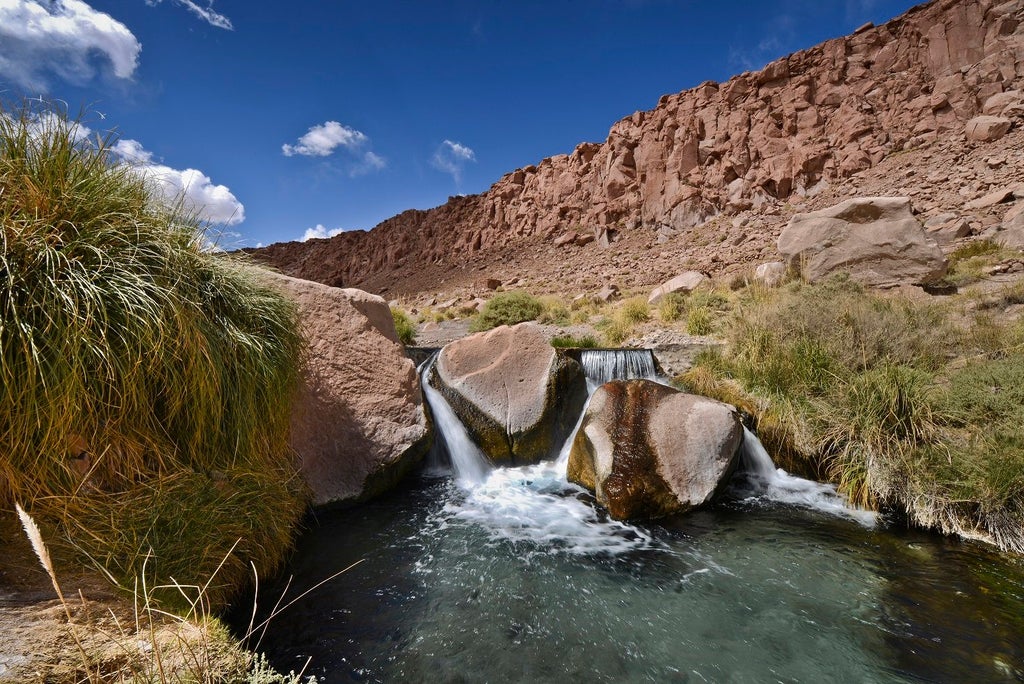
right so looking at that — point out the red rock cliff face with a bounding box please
[253,0,1024,291]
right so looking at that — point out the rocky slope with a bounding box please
[252,0,1024,300]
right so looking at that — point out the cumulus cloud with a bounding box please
[282,120,386,177]
[300,224,344,242]
[0,0,141,90]
[431,139,476,185]
[145,0,232,30]
[282,121,369,157]
[104,130,244,224]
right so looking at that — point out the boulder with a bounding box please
[432,322,587,464]
[996,209,1024,250]
[647,271,708,305]
[965,115,1012,142]
[777,197,947,288]
[568,379,742,520]
[753,261,788,287]
[982,90,1023,117]
[262,271,430,506]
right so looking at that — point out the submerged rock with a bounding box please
[263,271,430,507]
[568,379,742,520]
[432,322,587,464]
[778,197,947,288]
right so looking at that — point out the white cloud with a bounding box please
[282,121,369,157]
[282,120,387,177]
[431,139,476,185]
[300,224,344,241]
[145,0,232,30]
[0,0,141,90]
[106,132,244,225]
[140,163,245,225]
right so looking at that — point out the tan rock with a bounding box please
[261,271,430,506]
[433,322,587,464]
[778,197,947,288]
[753,261,788,287]
[982,90,1023,117]
[965,115,1012,142]
[647,271,708,304]
[965,186,1018,210]
[567,380,742,520]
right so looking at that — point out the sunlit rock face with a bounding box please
[432,322,587,464]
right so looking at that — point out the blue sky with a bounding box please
[0,0,920,247]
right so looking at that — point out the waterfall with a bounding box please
[578,349,659,392]
[733,427,876,526]
[419,356,491,486]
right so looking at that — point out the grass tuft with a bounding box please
[0,103,306,608]
[391,307,417,345]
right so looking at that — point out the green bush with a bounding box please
[0,105,306,607]
[391,307,417,345]
[470,290,543,332]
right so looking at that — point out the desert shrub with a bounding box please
[391,307,417,345]
[0,105,306,608]
[946,239,1016,286]
[657,292,687,323]
[686,306,714,335]
[538,295,571,326]
[600,318,633,346]
[469,290,543,332]
[618,296,651,324]
[550,334,599,348]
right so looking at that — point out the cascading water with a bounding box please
[578,348,659,391]
[418,355,491,485]
[732,427,876,526]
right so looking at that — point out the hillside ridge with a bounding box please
[252,0,1024,297]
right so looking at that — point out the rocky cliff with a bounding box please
[252,0,1024,295]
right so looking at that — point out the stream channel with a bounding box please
[236,351,1024,683]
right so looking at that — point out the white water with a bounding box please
[420,350,873,557]
[579,348,658,391]
[734,427,877,527]
[419,356,491,485]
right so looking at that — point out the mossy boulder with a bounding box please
[568,379,742,520]
[431,322,587,464]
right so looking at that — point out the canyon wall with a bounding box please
[253,0,1024,290]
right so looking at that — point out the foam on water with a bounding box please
[440,460,658,556]
[733,427,877,527]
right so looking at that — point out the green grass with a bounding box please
[0,104,307,608]
[550,334,599,348]
[391,307,417,345]
[469,290,543,332]
[682,275,1024,552]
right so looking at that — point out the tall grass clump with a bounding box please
[470,290,543,332]
[0,105,307,607]
[685,275,1024,552]
[391,306,416,345]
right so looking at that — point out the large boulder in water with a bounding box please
[262,271,430,506]
[432,322,587,464]
[567,379,742,520]
[777,197,947,288]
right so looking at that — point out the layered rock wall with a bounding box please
[254,0,1024,289]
